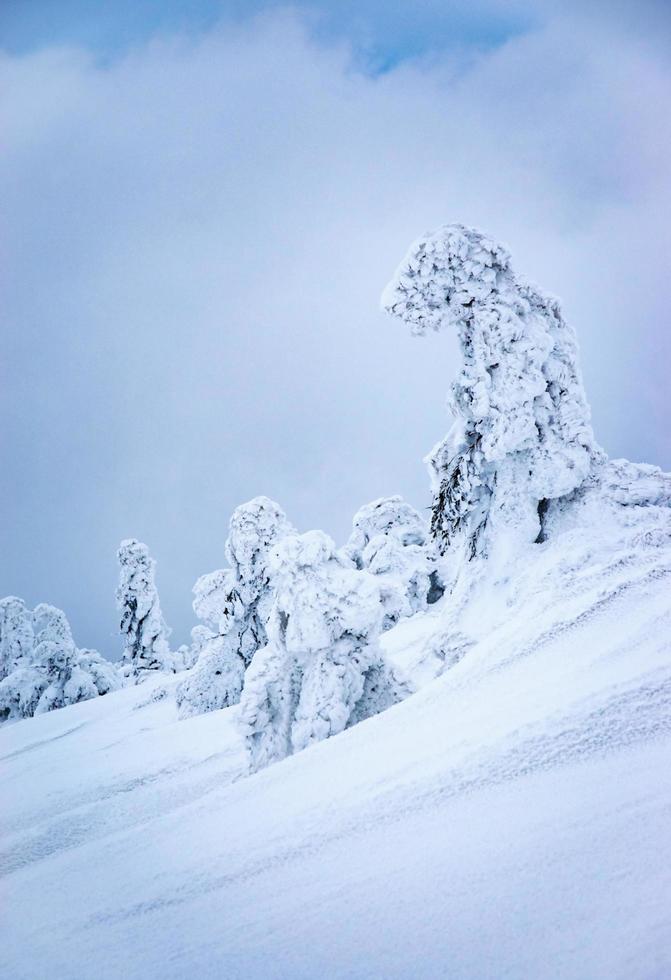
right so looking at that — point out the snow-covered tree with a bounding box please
[176,497,295,719]
[240,530,404,771]
[176,571,245,719]
[382,224,602,561]
[0,666,47,721]
[224,496,296,664]
[116,539,173,678]
[31,604,120,714]
[0,596,34,679]
[0,602,119,721]
[344,495,444,627]
[76,649,122,697]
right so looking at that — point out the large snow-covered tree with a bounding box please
[116,539,173,678]
[240,530,404,771]
[382,224,602,561]
[176,497,295,719]
[344,495,443,627]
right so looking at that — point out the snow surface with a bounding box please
[2,508,670,978]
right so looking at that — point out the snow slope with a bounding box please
[2,458,670,979]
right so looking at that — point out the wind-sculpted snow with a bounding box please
[383,224,601,559]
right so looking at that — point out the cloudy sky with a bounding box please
[2,0,670,658]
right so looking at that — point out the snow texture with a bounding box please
[382,224,602,561]
[240,529,404,770]
[176,497,295,719]
[116,538,174,678]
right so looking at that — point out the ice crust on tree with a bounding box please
[176,497,295,719]
[116,539,174,679]
[344,495,443,628]
[0,601,119,721]
[382,224,602,559]
[240,530,404,771]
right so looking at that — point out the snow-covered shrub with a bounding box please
[0,667,47,722]
[344,495,443,627]
[0,596,34,679]
[0,603,120,720]
[31,604,119,714]
[191,568,231,628]
[116,539,174,679]
[176,497,294,719]
[382,224,602,561]
[76,649,122,696]
[176,630,246,720]
[240,530,404,771]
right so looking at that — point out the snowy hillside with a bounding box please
[2,223,670,979]
[2,550,670,978]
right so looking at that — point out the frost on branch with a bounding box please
[382,224,601,559]
[176,497,294,719]
[116,539,173,679]
[344,495,443,628]
[0,601,119,721]
[240,530,404,771]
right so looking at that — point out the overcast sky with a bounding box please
[2,0,670,658]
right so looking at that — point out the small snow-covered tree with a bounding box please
[116,539,173,678]
[240,530,404,771]
[31,604,120,714]
[0,596,34,679]
[0,666,47,721]
[0,603,120,720]
[175,570,245,719]
[344,495,443,627]
[176,497,295,719]
[382,224,602,561]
